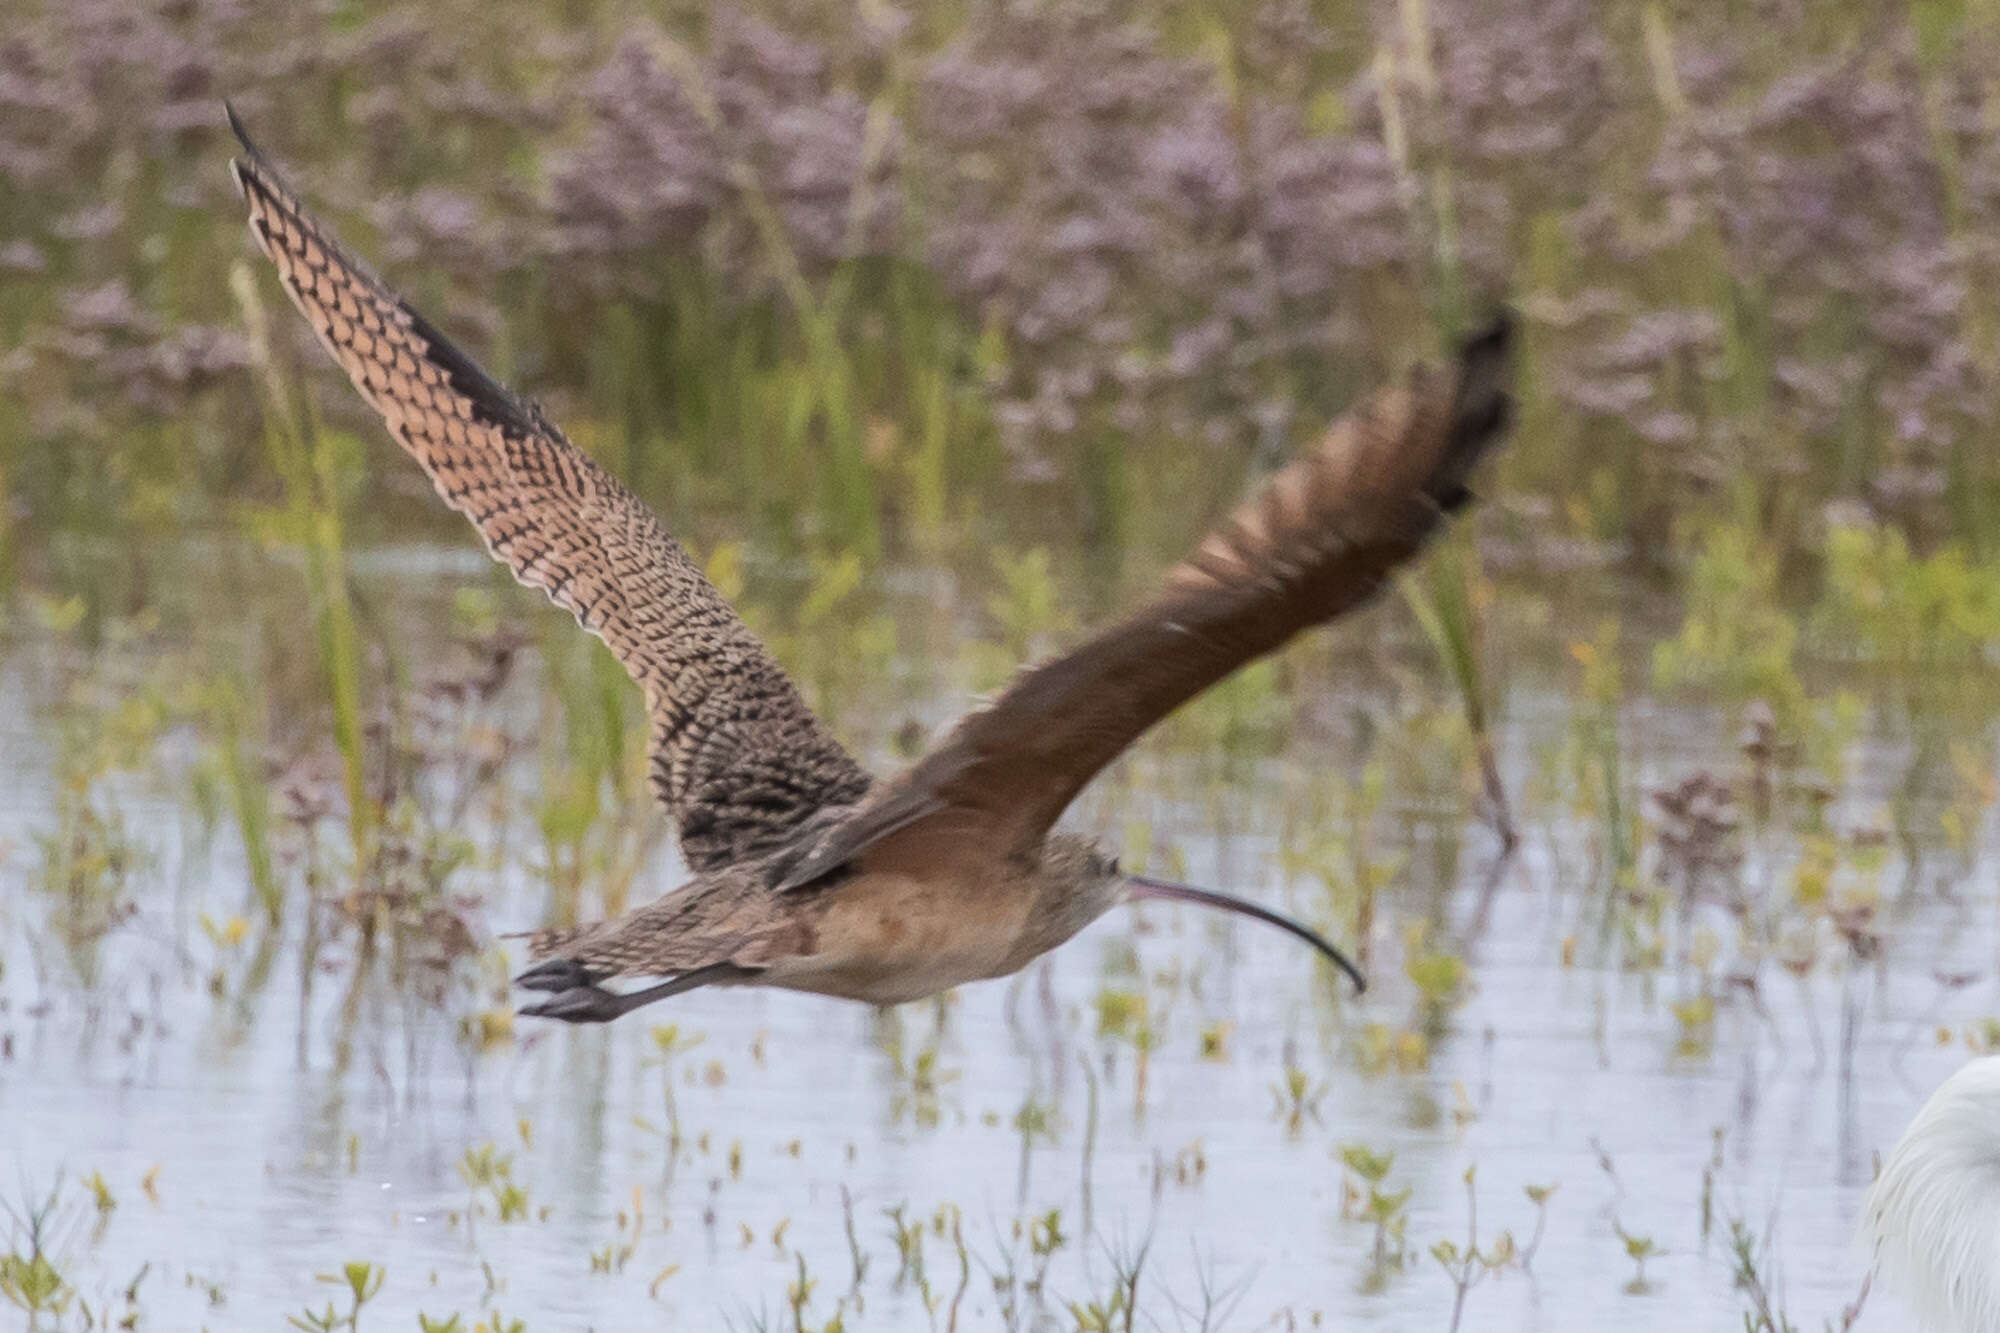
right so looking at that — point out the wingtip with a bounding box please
[223,100,277,194]
[1456,306,1517,365]
[1432,306,1518,506]
[226,104,256,195]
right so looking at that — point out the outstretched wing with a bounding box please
[773,318,1515,891]
[227,107,872,871]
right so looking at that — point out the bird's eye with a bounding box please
[1107,856,1121,875]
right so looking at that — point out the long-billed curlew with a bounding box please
[227,106,1514,1023]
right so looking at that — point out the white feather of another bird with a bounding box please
[1864,1056,2000,1333]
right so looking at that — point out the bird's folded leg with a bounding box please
[513,957,598,993]
[517,962,758,1023]
[518,985,627,1023]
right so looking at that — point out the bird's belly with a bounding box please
[773,957,994,1006]
[762,871,1034,1005]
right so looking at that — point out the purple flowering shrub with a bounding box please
[3,0,1998,554]
[917,5,1412,472]
[548,13,901,301]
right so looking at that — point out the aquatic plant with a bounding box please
[532,611,660,930]
[1559,619,1640,944]
[203,674,284,922]
[1519,1184,1557,1275]
[1337,1144,1411,1283]
[1277,756,1403,980]
[641,1022,705,1152]
[30,659,164,987]
[965,547,1074,695]
[1430,1166,1518,1333]
[1403,920,1469,1034]
[1064,1227,1149,1333]
[232,262,374,874]
[287,1261,384,1332]
[1614,1221,1660,1295]
[0,1180,77,1326]
[1403,534,1517,851]
[458,1144,532,1227]
[880,1014,960,1130]
[1270,1064,1326,1135]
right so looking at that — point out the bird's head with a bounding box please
[1039,836,1367,994]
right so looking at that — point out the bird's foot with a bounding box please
[513,957,595,993]
[518,985,625,1024]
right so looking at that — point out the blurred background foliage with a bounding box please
[10,0,2000,605]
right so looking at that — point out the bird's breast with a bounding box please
[762,866,1039,1005]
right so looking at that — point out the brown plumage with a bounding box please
[227,106,869,876]
[227,106,1515,1022]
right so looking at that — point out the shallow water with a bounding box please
[2,544,1994,1331]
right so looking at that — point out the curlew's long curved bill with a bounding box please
[1126,875,1367,995]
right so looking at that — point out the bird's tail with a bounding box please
[506,876,785,995]
[504,923,597,963]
